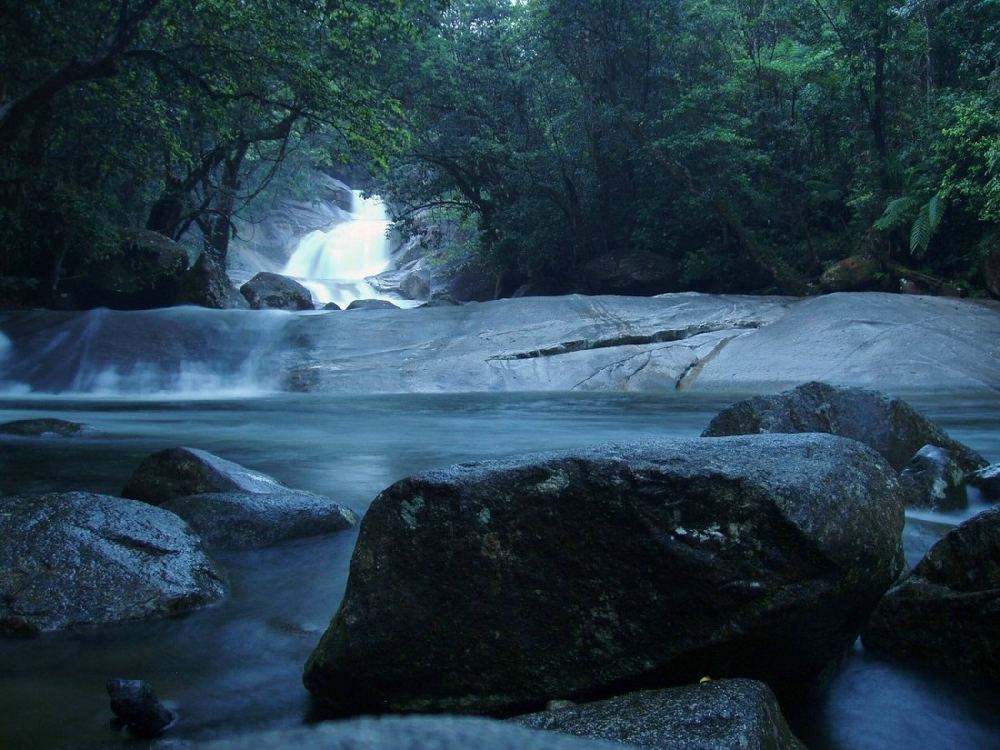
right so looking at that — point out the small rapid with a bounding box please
[282,190,399,308]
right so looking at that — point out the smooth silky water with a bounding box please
[0,391,997,749]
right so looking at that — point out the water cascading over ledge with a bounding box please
[282,190,394,308]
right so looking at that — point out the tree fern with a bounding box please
[873,196,918,231]
[874,195,945,256]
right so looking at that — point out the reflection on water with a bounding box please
[0,391,997,749]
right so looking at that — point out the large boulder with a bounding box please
[185,716,628,750]
[121,448,356,548]
[702,382,987,473]
[304,434,904,715]
[159,492,357,550]
[819,256,883,293]
[862,506,1000,679]
[345,298,399,311]
[240,272,314,311]
[0,492,226,634]
[514,680,804,750]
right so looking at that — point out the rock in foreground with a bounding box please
[160,492,357,550]
[862,506,1000,679]
[123,447,299,505]
[186,716,628,750]
[304,434,904,715]
[514,680,804,750]
[107,679,175,738]
[0,492,225,634]
[702,381,986,472]
[122,448,357,548]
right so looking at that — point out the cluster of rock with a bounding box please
[2,381,996,748]
[293,382,995,750]
[0,443,356,637]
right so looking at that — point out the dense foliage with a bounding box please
[373,0,1000,296]
[0,0,439,302]
[1,0,997,303]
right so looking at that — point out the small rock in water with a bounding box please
[345,298,399,310]
[107,679,175,737]
[968,463,1000,501]
[899,445,967,510]
[0,418,87,437]
[322,302,342,310]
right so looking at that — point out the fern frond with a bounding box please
[927,195,945,231]
[874,196,919,231]
[910,205,931,255]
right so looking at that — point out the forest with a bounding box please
[1,0,998,305]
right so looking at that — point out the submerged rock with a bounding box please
[122,448,357,548]
[702,381,987,473]
[968,463,1000,501]
[0,492,225,634]
[899,445,968,510]
[304,434,903,715]
[160,492,357,550]
[107,679,174,738]
[184,716,628,750]
[240,272,314,311]
[0,418,87,437]
[514,680,804,750]
[862,506,1000,679]
[345,298,399,311]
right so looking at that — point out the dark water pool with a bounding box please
[0,392,997,749]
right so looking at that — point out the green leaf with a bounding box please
[910,205,931,256]
[873,196,919,231]
[927,195,945,232]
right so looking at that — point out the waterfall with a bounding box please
[282,190,394,308]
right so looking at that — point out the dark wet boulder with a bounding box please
[304,434,904,715]
[702,381,987,473]
[583,250,674,295]
[107,679,174,738]
[322,302,342,310]
[179,252,249,309]
[0,492,225,634]
[345,298,399,311]
[969,463,1000,501]
[240,272,314,311]
[899,445,968,511]
[123,447,296,505]
[514,680,805,750]
[185,716,628,750]
[819,256,883,292]
[862,507,1000,679]
[160,492,357,550]
[0,417,87,437]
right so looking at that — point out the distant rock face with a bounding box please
[0,418,86,437]
[304,434,903,715]
[240,272,314,311]
[513,680,805,750]
[184,716,627,750]
[862,507,1000,679]
[0,492,226,634]
[160,492,357,550]
[702,381,987,473]
[899,445,968,510]
[122,447,357,549]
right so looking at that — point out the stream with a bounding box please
[0,391,998,749]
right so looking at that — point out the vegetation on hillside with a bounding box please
[1,0,997,304]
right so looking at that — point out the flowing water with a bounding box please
[281,191,410,309]
[0,387,997,749]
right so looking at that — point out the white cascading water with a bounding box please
[282,190,393,308]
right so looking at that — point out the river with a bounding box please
[0,390,997,749]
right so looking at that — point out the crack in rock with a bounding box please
[487,321,763,361]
